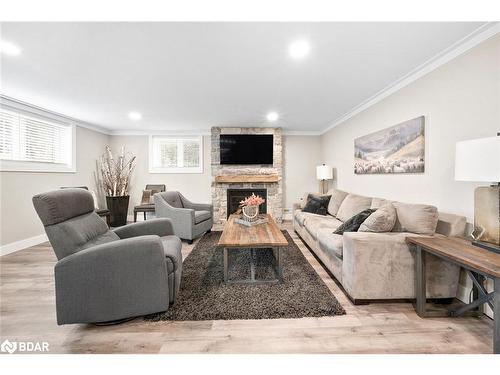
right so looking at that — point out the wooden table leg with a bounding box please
[494,277,499,354]
[415,245,427,317]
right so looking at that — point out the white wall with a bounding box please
[283,135,322,213]
[109,134,323,218]
[0,126,110,247]
[108,135,213,216]
[321,34,499,223]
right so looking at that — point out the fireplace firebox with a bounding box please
[226,189,267,218]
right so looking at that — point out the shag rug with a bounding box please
[145,231,345,321]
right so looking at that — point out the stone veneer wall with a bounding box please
[211,127,283,223]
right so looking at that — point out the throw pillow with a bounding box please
[302,194,331,216]
[334,208,376,235]
[300,191,330,209]
[358,203,397,232]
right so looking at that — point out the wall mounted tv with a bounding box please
[220,134,273,165]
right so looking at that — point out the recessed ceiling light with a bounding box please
[0,40,22,56]
[128,111,142,121]
[288,39,310,59]
[266,112,279,122]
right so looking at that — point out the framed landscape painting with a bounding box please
[354,116,425,174]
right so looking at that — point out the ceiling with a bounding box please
[0,22,490,133]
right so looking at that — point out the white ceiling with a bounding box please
[0,22,489,133]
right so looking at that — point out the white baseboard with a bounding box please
[0,234,48,256]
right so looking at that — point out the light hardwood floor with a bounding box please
[0,222,494,354]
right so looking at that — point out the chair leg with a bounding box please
[144,212,147,221]
[133,211,137,222]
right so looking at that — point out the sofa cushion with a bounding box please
[194,210,211,224]
[334,209,375,235]
[317,229,344,258]
[336,194,372,222]
[302,194,331,215]
[294,210,319,227]
[359,203,397,233]
[305,215,343,239]
[371,197,392,209]
[327,189,349,216]
[392,202,439,235]
[436,212,467,237]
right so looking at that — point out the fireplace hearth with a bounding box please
[227,189,267,218]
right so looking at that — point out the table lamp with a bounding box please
[455,135,500,253]
[316,164,333,194]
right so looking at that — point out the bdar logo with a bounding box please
[1,339,17,354]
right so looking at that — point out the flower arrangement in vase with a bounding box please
[98,145,136,227]
[239,193,265,222]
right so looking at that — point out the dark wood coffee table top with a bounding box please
[406,236,500,278]
[218,214,288,248]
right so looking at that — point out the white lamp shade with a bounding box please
[455,136,500,182]
[316,165,333,180]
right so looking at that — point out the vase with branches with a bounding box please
[99,146,136,226]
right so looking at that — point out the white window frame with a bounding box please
[0,102,76,173]
[148,135,203,174]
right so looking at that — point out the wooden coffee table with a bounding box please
[218,214,288,284]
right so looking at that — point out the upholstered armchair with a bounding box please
[154,191,213,244]
[32,188,182,325]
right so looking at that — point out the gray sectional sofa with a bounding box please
[293,189,467,304]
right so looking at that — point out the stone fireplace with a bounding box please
[211,127,283,223]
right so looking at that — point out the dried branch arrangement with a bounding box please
[99,145,136,197]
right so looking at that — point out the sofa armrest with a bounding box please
[54,236,169,324]
[341,232,427,300]
[113,218,174,239]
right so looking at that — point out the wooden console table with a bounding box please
[406,236,500,354]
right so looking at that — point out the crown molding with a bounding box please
[283,130,322,136]
[321,22,500,135]
[109,129,211,136]
[0,94,111,135]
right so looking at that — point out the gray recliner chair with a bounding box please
[32,188,182,325]
[154,191,213,244]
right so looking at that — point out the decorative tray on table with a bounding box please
[235,214,269,227]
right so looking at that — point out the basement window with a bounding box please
[149,135,203,173]
[0,106,76,173]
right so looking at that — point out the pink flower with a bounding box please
[239,193,265,207]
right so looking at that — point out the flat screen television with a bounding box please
[220,134,273,165]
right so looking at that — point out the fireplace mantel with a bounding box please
[214,174,280,184]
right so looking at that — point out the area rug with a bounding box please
[145,231,345,321]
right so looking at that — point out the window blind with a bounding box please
[0,108,72,165]
[150,135,202,173]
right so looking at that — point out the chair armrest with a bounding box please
[178,193,213,212]
[54,236,169,324]
[113,218,174,239]
[154,195,195,223]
